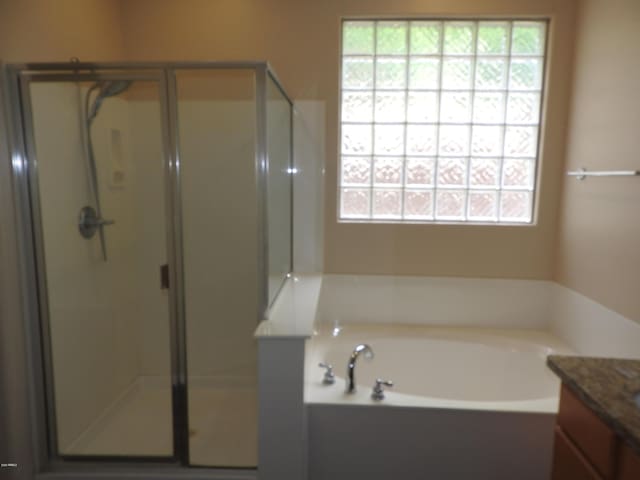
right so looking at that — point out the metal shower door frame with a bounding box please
[5,65,189,466]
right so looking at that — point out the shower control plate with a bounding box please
[78,205,114,239]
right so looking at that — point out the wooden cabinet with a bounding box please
[551,384,640,480]
[552,426,603,480]
[618,443,640,480]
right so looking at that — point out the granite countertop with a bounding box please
[547,355,640,455]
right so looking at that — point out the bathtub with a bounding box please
[306,324,572,411]
[304,324,573,480]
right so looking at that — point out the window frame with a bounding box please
[337,17,550,226]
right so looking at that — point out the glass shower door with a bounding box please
[23,75,175,458]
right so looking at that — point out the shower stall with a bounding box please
[5,62,292,469]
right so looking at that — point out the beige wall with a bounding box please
[0,0,580,283]
[120,0,578,279]
[0,0,124,61]
[555,0,640,323]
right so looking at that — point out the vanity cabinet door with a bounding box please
[617,443,640,480]
[552,427,603,480]
[557,385,617,478]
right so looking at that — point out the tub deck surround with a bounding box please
[254,274,322,338]
[315,275,640,358]
[306,324,574,413]
[253,274,640,480]
[547,355,640,455]
[255,274,323,480]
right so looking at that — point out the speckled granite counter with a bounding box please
[547,355,640,455]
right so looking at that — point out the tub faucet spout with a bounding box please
[347,344,374,393]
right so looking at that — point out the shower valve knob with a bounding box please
[78,205,115,239]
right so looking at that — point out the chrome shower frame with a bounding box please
[3,61,293,477]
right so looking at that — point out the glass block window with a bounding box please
[339,20,547,223]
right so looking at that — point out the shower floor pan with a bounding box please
[61,377,257,467]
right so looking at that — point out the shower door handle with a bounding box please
[160,264,170,290]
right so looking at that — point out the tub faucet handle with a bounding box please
[371,378,393,401]
[318,362,335,385]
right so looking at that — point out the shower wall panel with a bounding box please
[179,100,258,381]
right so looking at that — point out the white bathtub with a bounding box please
[306,324,572,412]
[304,324,574,480]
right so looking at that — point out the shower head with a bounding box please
[87,80,132,124]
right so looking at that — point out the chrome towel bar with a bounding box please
[567,167,640,180]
